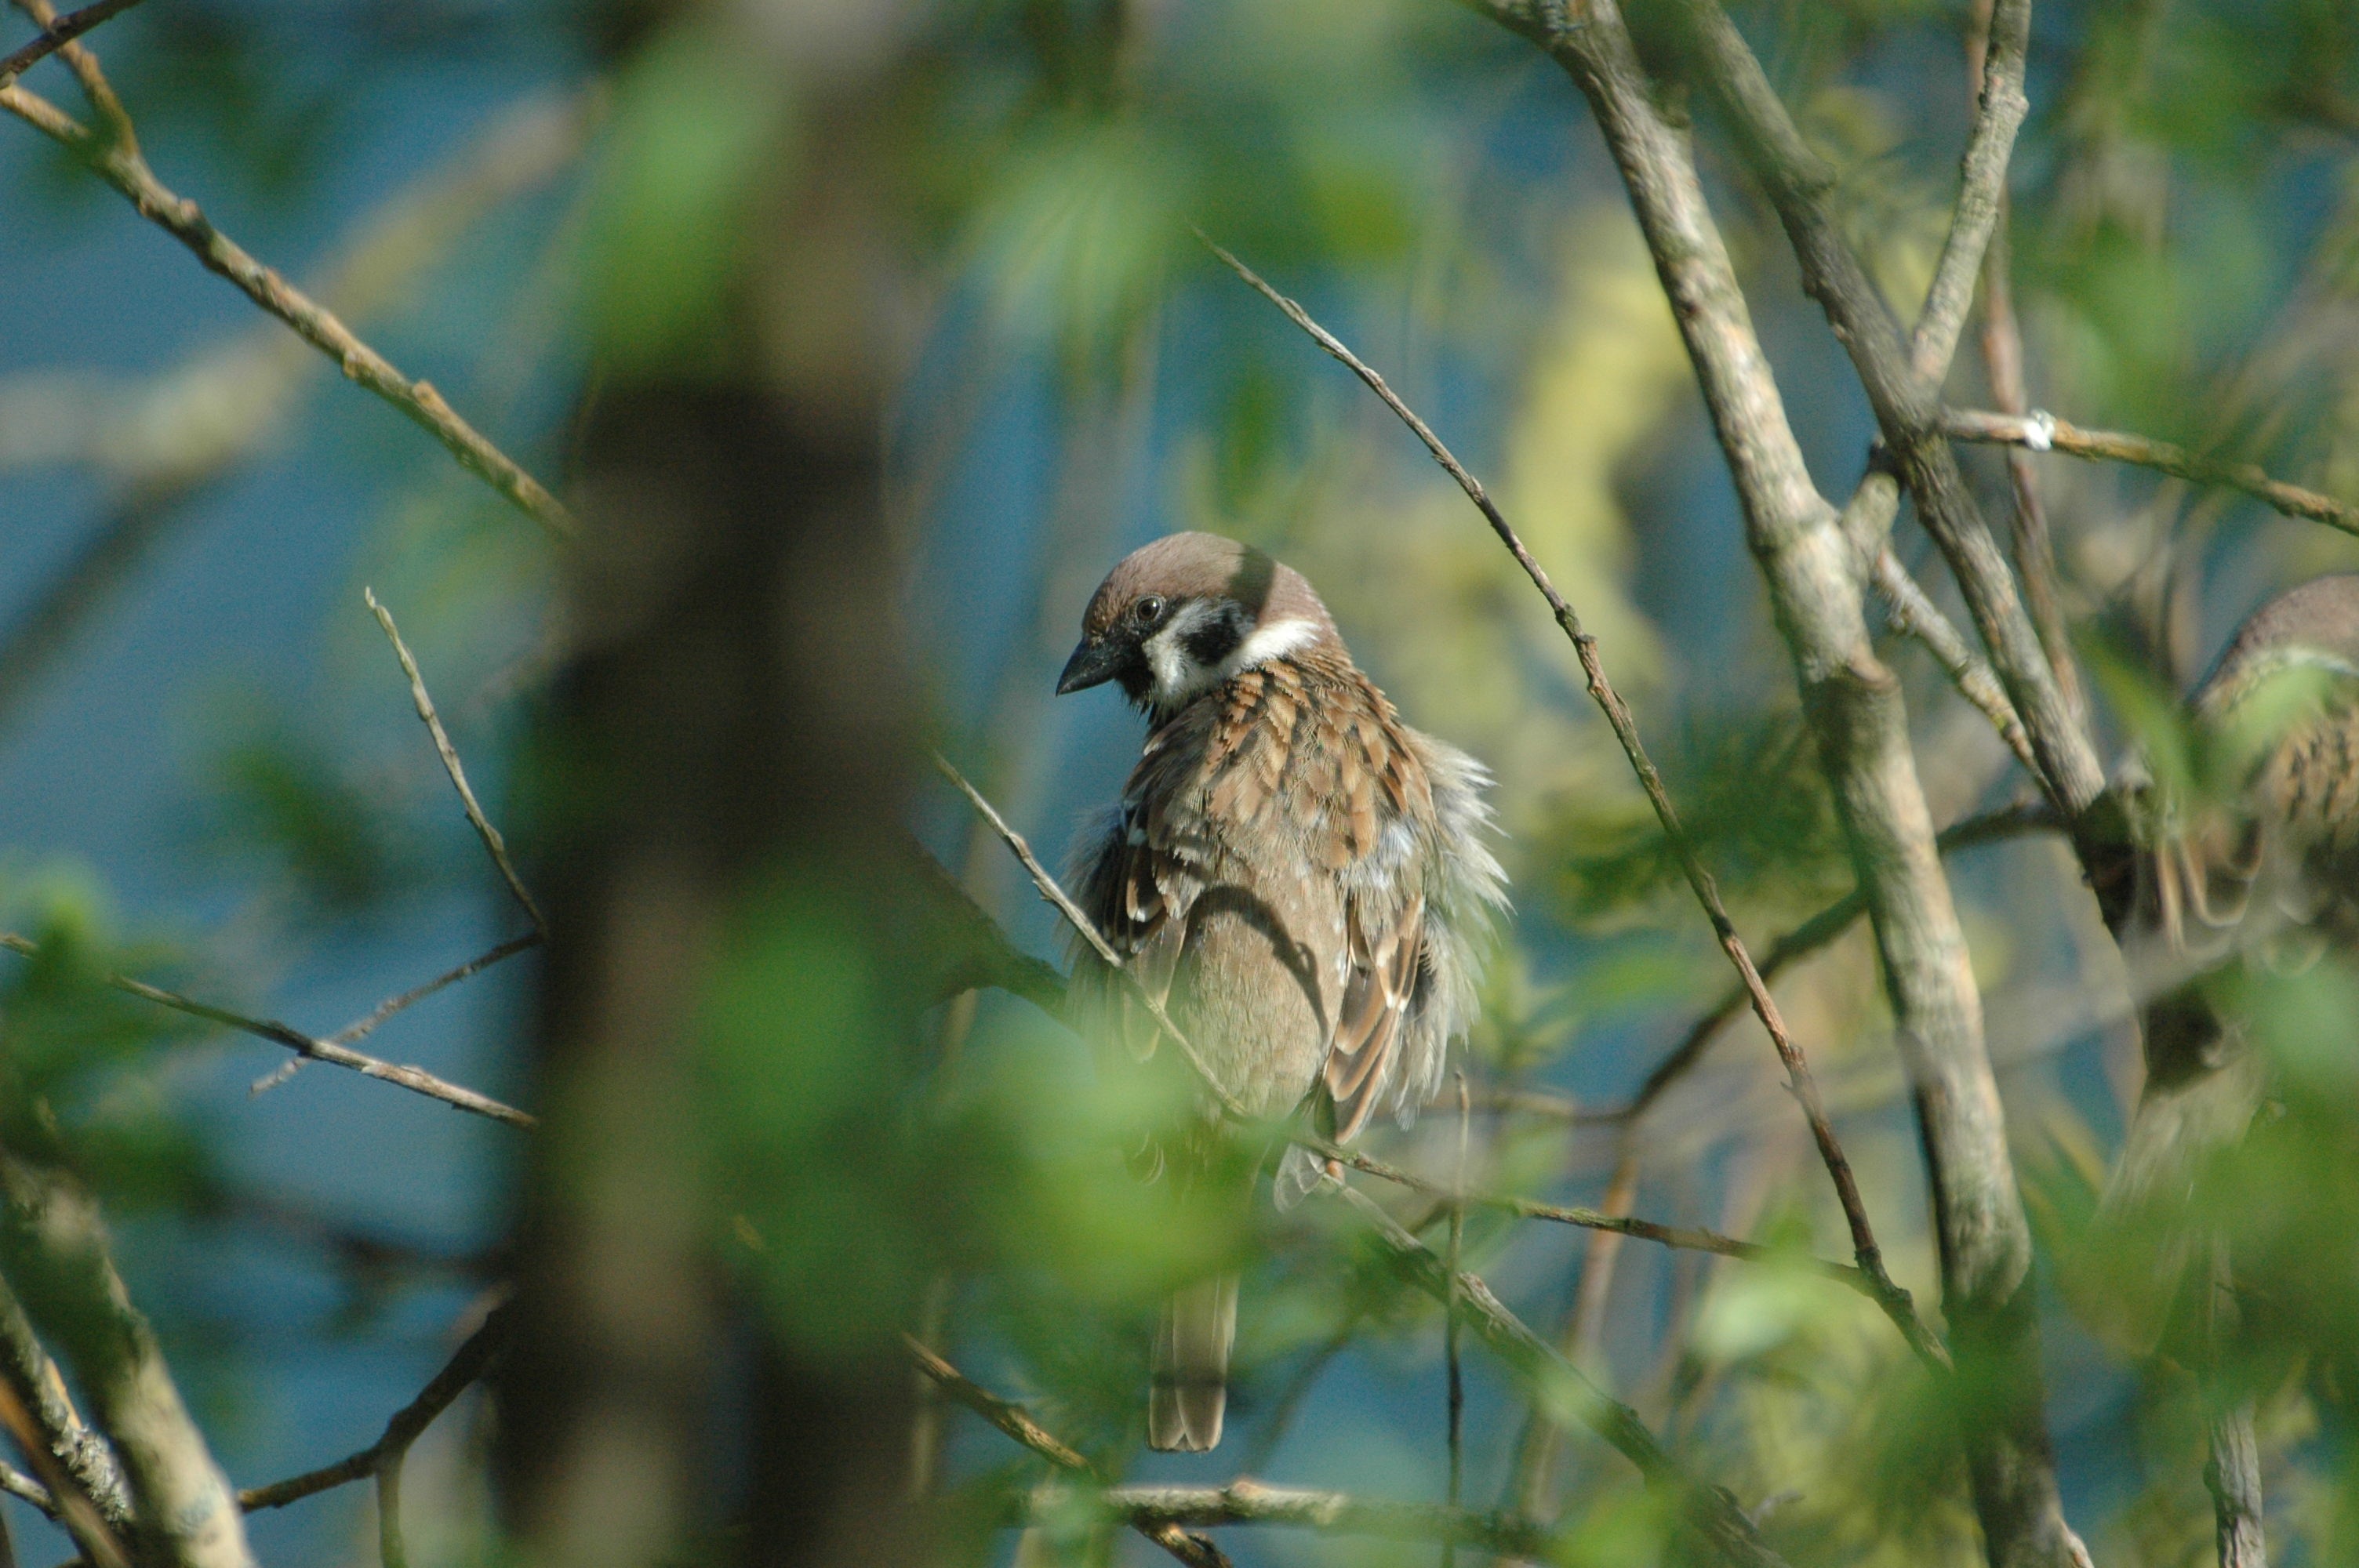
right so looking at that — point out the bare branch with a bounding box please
[1875,547,2038,774]
[239,1301,509,1515]
[1911,0,2031,379]
[0,82,573,536]
[1667,0,2107,825]
[904,1337,1232,1568]
[1072,1479,1555,1559]
[1943,407,2359,537]
[1200,234,1936,1365]
[0,1375,123,1568]
[1617,800,2055,1124]
[251,935,542,1097]
[0,1279,127,1536]
[931,753,1250,1121]
[366,590,548,931]
[0,1153,253,1568]
[0,0,140,91]
[1335,1185,1789,1568]
[1455,4,2081,1562]
[0,932,535,1127]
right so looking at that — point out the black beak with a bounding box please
[1056,636,1128,695]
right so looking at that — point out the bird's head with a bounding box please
[1056,532,1342,715]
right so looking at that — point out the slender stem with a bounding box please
[241,1301,511,1514]
[932,753,1250,1120]
[1200,233,1936,1362]
[0,931,535,1127]
[1336,1185,1789,1568]
[1875,547,2038,774]
[0,0,142,90]
[365,590,548,931]
[1942,407,2359,537]
[0,83,572,535]
[1441,1074,1468,1568]
[904,1337,1232,1568]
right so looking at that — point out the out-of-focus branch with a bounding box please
[0,1360,125,1568]
[903,1338,1230,1568]
[0,0,140,90]
[239,1301,511,1514]
[1455,4,2081,1564]
[933,754,1251,1121]
[1336,1186,1788,1568]
[1616,800,2055,1125]
[0,81,574,536]
[1875,548,2037,773]
[1063,1479,1553,1559]
[1943,408,2359,537]
[1961,0,2084,722]
[1668,0,2106,826]
[366,590,547,932]
[0,89,595,736]
[1912,0,2031,380]
[0,1280,128,1534]
[1201,234,1935,1362]
[0,1153,253,1568]
[0,932,534,1127]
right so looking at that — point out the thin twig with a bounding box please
[0,1153,252,1568]
[1875,546,2038,774]
[240,1301,511,1515]
[1442,1073,1468,1568]
[365,590,547,932]
[931,753,1250,1120]
[0,0,140,90]
[1943,407,2359,538]
[0,932,535,1128]
[251,934,542,1096]
[1201,232,1938,1367]
[1065,1479,1557,1559]
[1616,799,2055,1125]
[903,1336,1232,1568]
[1910,0,2030,380]
[1335,1185,1789,1568]
[0,84,572,536]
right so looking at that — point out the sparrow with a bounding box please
[1055,530,1505,1453]
[2099,574,2359,1346]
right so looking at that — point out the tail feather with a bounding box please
[1149,1275,1238,1452]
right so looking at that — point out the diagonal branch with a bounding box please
[903,1337,1231,1568]
[0,0,139,90]
[239,1301,510,1514]
[1943,407,2359,537]
[366,590,547,933]
[0,82,573,537]
[0,1152,253,1568]
[1663,0,2106,829]
[932,753,1250,1120]
[1336,1185,1789,1568]
[0,933,534,1127]
[1200,233,1938,1364]
[1451,4,2082,1565]
[1875,549,2037,773]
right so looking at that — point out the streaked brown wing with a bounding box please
[1325,891,1425,1142]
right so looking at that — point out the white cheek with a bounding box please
[1142,622,1194,698]
[1224,617,1319,673]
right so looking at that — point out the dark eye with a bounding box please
[1133,595,1166,626]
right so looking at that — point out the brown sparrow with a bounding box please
[1056,531,1505,1452]
[2100,575,2359,1341]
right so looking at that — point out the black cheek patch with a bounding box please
[1182,608,1245,670]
